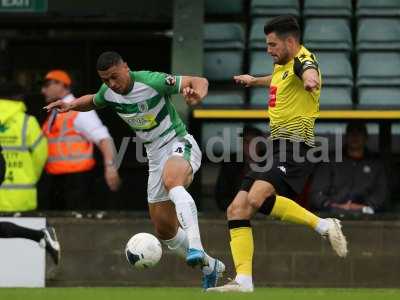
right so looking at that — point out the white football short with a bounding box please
[146,134,202,203]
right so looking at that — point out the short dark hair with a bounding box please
[96,51,123,71]
[0,82,25,100]
[264,15,300,41]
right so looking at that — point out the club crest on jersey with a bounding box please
[138,101,148,112]
[165,75,176,86]
[282,71,289,80]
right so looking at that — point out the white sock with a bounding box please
[202,255,216,275]
[315,218,331,235]
[235,274,253,289]
[169,186,204,250]
[161,227,188,259]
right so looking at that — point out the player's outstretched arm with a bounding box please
[233,74,272,87]
[43,94,97,113]
[180,76,209,106]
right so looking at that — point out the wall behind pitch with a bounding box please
[0,218,46,287]
[47,217,400,288]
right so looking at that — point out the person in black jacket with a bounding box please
[309,121,388,214]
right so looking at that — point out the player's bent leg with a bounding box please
[163,156,205,265]
[249,181,348,258]
[148,201,188,257]
[162,156,225,288]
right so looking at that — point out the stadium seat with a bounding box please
[303,0,352,18]
[250,0,300,18]
[319,86,353,109]
[249,51,274,77]
[315,52,353,86]
[357,19,400,51]
[250,87,269,107]
[249,21,267,50]
[201,90,245,107]
[205,0,243,15]
[358,87,400,108]
[314,123,346,135]
[356,0,400,18]
[357,52,400,86]
[303,19,352,52]
[204,23,245,81]
[202,122,244,155]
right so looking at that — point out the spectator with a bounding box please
[0,83,48,212]
[309,121,388,214]
[40,70,121,210]
[215,125,265,210]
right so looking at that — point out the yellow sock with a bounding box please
[229,226,253,276]
[271,195,319,229]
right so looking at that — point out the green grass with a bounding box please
[1,288,400,300]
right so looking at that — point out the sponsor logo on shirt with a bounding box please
[269,86,277,108]
[121,114,157,130]
[282,71,289,80]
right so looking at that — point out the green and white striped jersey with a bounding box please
[93,71,187,151]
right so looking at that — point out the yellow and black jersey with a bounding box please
[268,45,321,147]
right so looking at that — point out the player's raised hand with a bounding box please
[183,86,202,106]
[233,74,255,87]
[43,100,73,113]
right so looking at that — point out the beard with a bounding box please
[275,47,291,65]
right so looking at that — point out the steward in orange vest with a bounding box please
[42,110,95,174]
[40,70,120,210]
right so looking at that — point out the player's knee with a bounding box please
[226,202,237,219]
[247,196,261,210]
[247,189,274,212]
[163,175,181,191]
[227,200,249,219]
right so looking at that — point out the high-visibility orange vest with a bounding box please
[43,110,95,175]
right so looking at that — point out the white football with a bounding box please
[125,233,162,269]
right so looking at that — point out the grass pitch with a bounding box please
[1,287,400,300]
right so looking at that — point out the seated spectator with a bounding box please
[215,125,265,210]
[309,121,388,215]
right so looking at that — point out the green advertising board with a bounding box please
[0,0,47,13]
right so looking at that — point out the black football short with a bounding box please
[240,139,316,199]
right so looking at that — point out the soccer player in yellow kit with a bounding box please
[207,15,348,293]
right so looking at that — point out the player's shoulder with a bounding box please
[293,46,319,77]
[133,70,165,83]
[134,70,179,91]
[295,46,318,63]
[97,83,110,94]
